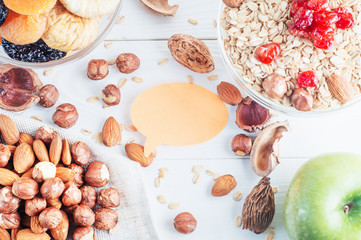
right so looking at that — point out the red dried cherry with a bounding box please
[313,10,339,27]
[313,38,333,49]
[297,71,319,88]
[288,21,310,37]
[293,7,314,30]
[290,0,308,17]
[306,0,328,12]
[334,7,354,29]
[310,25,335,42]
[254,43,281,65]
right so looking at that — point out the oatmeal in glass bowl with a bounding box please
[218,0,361,115]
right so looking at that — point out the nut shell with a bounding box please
[53,103,79,128]
[40,177,65,200]
[168,34,215,73]
[39,207,62,229]
[73,204,95,227]
[38,84,59,108]
[80,186,97,208]
[84,161,109,187]
[12,177,39,200]
[116,53,140,74]
[0,187,20,214]
[71,141,91,166]
[97,188,120,208]
[174,212,197,234]
[94,208,118,230]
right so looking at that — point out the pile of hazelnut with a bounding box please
[0,114,120,240]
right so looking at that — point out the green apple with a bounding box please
[284,153,361,240]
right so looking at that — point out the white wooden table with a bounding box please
[13,0,361,239]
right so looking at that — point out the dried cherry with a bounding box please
[306,0,328,12]
[334,7,354,29]
[293,7,314,30]
[313,10,338,26]
[297,71,318,88]
[254,43,281,65]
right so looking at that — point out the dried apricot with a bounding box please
[0,10,46,45]
[3,0,56,15]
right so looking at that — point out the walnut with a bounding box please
[168,34,215,73]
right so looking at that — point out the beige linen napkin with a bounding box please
[1,111,159,240]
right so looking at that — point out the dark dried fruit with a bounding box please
[2,39,66,63]
[0,0,8,27]
[242,177,275,234]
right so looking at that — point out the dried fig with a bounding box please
[168,34,215,73]
[140,0,179,16]
[242,177,275,234]
[60,0,120,18]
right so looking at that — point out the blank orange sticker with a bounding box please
[131,83,229,156]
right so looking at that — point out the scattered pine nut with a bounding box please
[116,16,125,24]
[206,169,215,176]
[103,105,111,109]
[233,191,243,201]
[188,18,198,25]
[213,19,217,28]
[31,116,43,122]
[159,171,165,179]
[235,216,242,227]
[272,186,279,193]
[154,177,161,188]
[104,41,114,48]
[208,74,219,81]
[81,129,92,136]
[43,69,55,76]
[87,96,99,103]
[168,202,180,209]
[131,77,143,83]
[193,173,200,184]
[192,165,204,173]
[125,125,137,132]
[107,58,116,65]
[159,167,169,172]
[157,195,167,204]
[213,173,220,180]
[92,132,102,144]
[118,78,127,88]
[109,224,119,234]
[187,75,194,84]
[158,58,169,66]
[119,123,124,132]
[266,231,275,240]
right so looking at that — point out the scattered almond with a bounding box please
[49,134,62,165]
[233,191,243,201]
[0,168,19,186]
[118,78,127,88]
[211,174,237,196]
[326,74,354,104]
[188,18,198,25]
[131,77,143,83]
[168,202,180,209]
[0,114,19,145]
[87,96,99,103]
[235,216,242,227]
[14,143,35,174]
[102,117,122,147]
[217,81,243,106]
[33,140,50,162]
[157,195,167,204]
[125,142,154,167]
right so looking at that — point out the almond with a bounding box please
[56,167,75,183]
[19,133,34,145]
[6,145,16,153]
[22,167,34,178]
[125,142,154,167]
[0,227,10,240]
[211,174,237,196]
[102,117,122,147]
[0,168,19,185]
[50,210,69,240]
[49,135,62,165]
[16,229,50,240]
[11,228,18,240]
[326,74,354,104]
[14,143,35,174]
[31,216,48,234]
[217,82,243,106]
[33,140,50,162]
[61,139,71,166]
[0,114,19,145]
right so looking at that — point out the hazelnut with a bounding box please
[40,177,65,200]
[174,212,197,234]
[69,164,84,188]
[0,144,11,167]
[87,59,109,80]
[38,84,59,108]
[0,187,20,214]
[71,141,91,166]
[62,183,82,207]
[80,186,97,208]
[38,207,62,229]
[32,162,57,182]
[25,197,47,217]
[222,0,244,8]
[64,204,78,215]
[291,88,313,111]
[97,188,120,208]
[85,161,110,187]
[35,127,58,145]
[94,208,118,230]
[262,74,287,99]
[73,204,95,227]
[73,226,95,240]
[231,134,252,156]
[116,53,140,74]
[53,103,79,128]
[101,84,121,106]
[12,177,39,200]
[0,212,20,229]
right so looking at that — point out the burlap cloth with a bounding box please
[1,111,159,240]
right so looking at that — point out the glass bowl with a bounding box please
[217,1,361,116]
[0,1,123,69]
